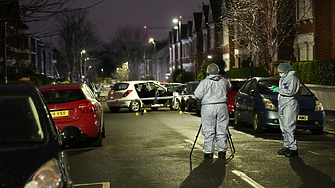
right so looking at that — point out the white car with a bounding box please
[107,81,176,112]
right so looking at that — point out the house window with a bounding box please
[298,0,313,20]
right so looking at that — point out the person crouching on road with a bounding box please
[271,63,302,157]
[194,63,232,159]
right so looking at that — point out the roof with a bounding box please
[0,83,37,96]
[38,83,83,92]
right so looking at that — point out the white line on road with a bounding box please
[74,182,110,188]
[307,151,321,155]
[232,170,265,188]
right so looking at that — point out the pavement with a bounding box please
[324,110,335,135]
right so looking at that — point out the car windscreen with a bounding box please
[113,83,129,90]
[41,89,86,104]
[0,96,44,144]
[231,81,246,91]
[258,80,313,96]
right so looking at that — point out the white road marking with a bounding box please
[74,182,110,188]
[307,151,321,155]
[329,158,335,161]
[232,170,265,188]
[185,139,203,150]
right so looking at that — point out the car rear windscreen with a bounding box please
[231,81,245,91]
[113,83,129,90]
[41,89,86,104]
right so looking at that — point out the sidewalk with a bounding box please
[324,110,335,134]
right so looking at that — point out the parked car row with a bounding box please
[234,77,326,134]
[0,82,106,187]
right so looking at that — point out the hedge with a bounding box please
[292,60,335,86]
[226,66,269,78]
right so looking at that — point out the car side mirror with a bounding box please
[249,90,255,96]
[60,126,82,146]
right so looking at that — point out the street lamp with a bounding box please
[173,17,183,70]
[149,38,157,80]
[101,68,104,83]
[80,50,86,82]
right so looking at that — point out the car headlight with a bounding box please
[24,159,64,188]
[315,101,324,111]
[263,99,276,110]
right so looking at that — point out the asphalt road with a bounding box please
[65,104,335,188]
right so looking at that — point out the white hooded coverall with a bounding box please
[194,74,232,154]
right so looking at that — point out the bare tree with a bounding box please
[110,25,150,80]
[18,0,105,23]
[225,0,296,76]
[55,9,101,82]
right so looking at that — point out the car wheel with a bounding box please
[91,132,102,147]
[253,111,263,133]
[151,107,159,111]
[102,122,106,138]
[170,99,180,111]
[186,101,192,112]
[129,101,141,112]
[109,107,120,113]
[310,129,323,135]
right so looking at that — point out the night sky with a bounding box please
[71,0,208,42]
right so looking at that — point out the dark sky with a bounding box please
[71,0,207,42]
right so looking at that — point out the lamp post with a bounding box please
[173,18,183,70]
[101,68,104,83]
[149,38,157,80]
[80,50,86,82]
[84,57,89,79]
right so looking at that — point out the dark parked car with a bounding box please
[183,81,200,112]
[234,77,326,134]
[0,83,81,187]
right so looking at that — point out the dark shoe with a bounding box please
[218,151,226,158]
[277,147,289,155]
[285,150,298,157]
[204,153,213,159]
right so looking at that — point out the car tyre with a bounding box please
[102,121,106,138]
[129,101,141,112]
[109,107,121,113]
[253,111,263,133]
[91,132,102,147]
[186,100,192,112]
[310,129,323,135]
[170,99,180,111]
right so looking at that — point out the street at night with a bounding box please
[66,104,335,188]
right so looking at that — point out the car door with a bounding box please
[235,81,252,122]
[243,79,257,123]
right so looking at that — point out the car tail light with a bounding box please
[123,90,133,97]
[78,102,94,113]
[227,93,232,100]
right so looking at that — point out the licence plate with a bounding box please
[298,115,308,121]
[51,110,69,117]
[111,102,118,106]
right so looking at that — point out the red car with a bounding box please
[195,78,248,117]
[38,83,105,147]
[227,78,248,117]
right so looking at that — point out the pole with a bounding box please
[154,41,157,80]
[179,20,183,70]
[190,124,202,159]
[2,21,7,83]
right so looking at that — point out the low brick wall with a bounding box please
[305,84,335,111]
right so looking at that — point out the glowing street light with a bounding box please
[149,38,157,80]
[80,50,86,82]
[173,17,183,70]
